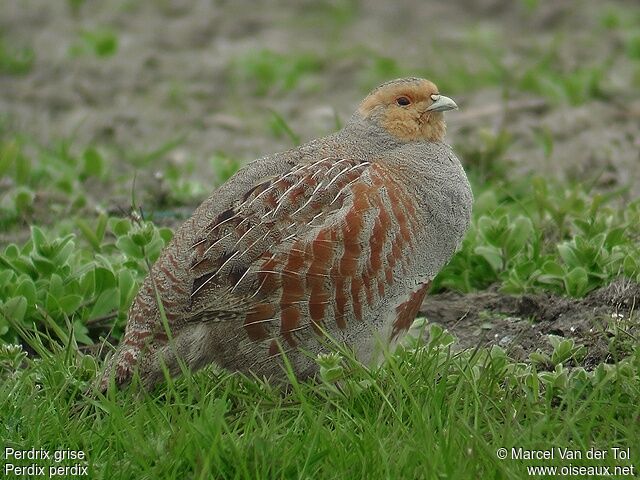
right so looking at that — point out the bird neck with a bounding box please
[340,113,406,152]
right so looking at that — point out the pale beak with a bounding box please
[425,94,458,112]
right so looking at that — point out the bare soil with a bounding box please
[1,0,638,201]
[422,278,640,368]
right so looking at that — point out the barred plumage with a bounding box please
[97,77,472,391]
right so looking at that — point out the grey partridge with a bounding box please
[98,77,473,391]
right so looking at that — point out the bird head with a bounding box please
[357,77,457,143]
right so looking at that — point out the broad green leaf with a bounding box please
[58,294,83,315]
[558,243,579,268]
[31,255,56,276]
[541,260,564,276]
[530,351,551,365]
[474,245,503,272]
[2,296,27,323]
[49,273,64,298]
[76,218,101,252]
[3,243,20,259]
[96,213,108,245]
[72,319,93,345]
[0,269,15,288]
[110,218,131,236]
[46,292,60,314]
[131,231,148,247]
[146,236,165,261]
[30,225,48,253]
[31,225,47,253]
[82,147,105,178]
[52,235,75,266]
[473,189,498,214]
[548,334,564,349]
[564,267,589,297]
[116,235,143,259]
[15,277,37,306]
[477,216,494,239]
[573,219,592,235]
[118,269,137,312]
[505,216,533,256]
[94,267,117,292]
[88,288,118,319]
[159,227,173,244]
[80,269,96,297]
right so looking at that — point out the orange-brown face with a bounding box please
[358,78,457,143]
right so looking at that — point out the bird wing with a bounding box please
[184,157,421,346]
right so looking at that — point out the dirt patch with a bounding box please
[421,277,640,368]
[1,0,638,205]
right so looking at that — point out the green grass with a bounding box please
[1,126,639,478]
[1,326,638,478]
[2,2,640,476]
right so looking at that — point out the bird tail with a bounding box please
[93,321,156,393]
[94,345,137,392]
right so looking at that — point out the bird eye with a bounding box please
[396,96,411,106]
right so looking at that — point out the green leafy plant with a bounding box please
[69,29,119,58]
[229,49,323,96]
[627,34,640,60]
[519,61,606,105]
[434,178,640,296]
[0,39,35,75]
[211,152,241,184]
[530,335,586,368]
[267,109,301,145]
[0,138,112,228]
[0,219,171,346]
[154,160,208,207]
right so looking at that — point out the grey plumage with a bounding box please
[96,77,472,392]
